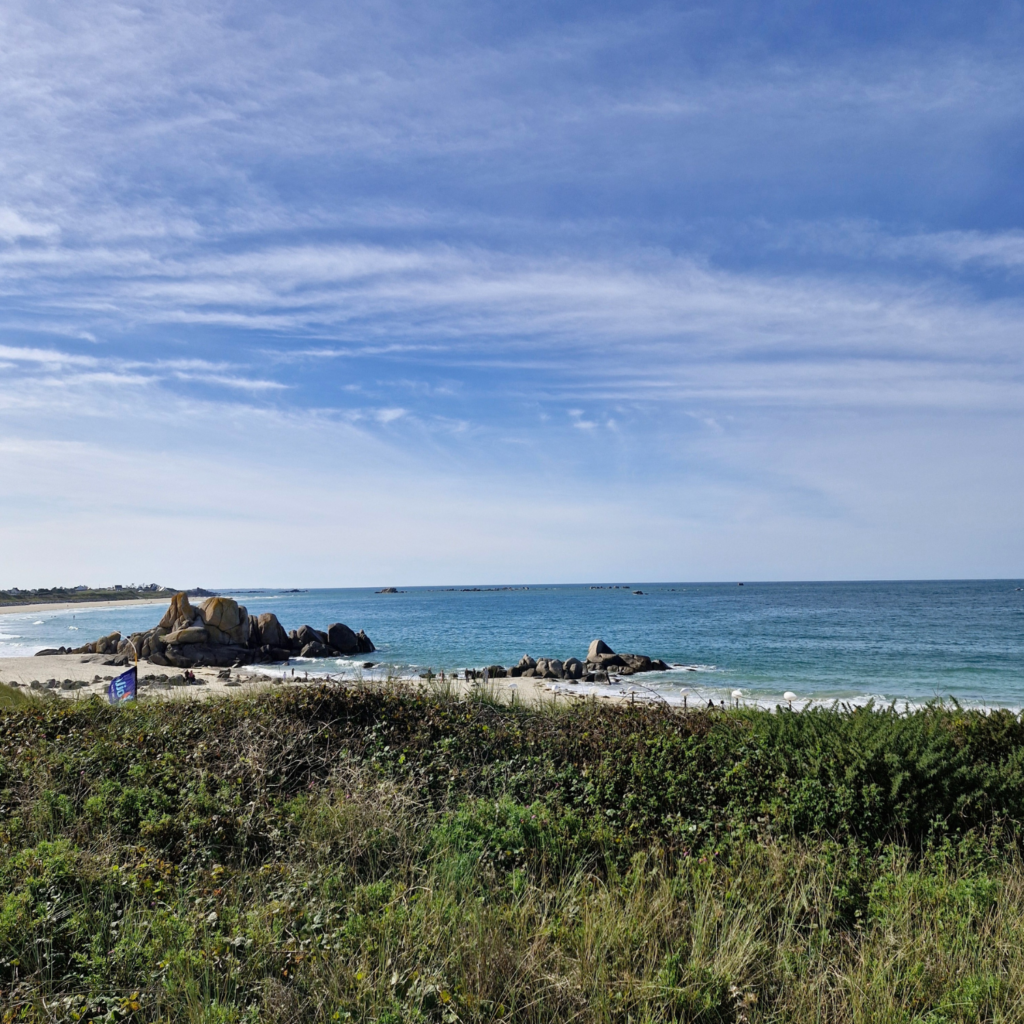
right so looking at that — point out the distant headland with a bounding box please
[0,585,219,608]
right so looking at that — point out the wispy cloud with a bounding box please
[0,344,95,366]
[2,237,1023,425]
[0,0,1023,581]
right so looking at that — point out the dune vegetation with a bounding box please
[3,683,1024,1022]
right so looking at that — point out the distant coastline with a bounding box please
[0,586,216,615]
[0,597,177,618]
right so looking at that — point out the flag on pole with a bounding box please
[107,666,137,704]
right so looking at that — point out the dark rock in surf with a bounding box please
[589,652,626,669]
[292,625,327,650]
[621,654,652,673]
[300,641,333,659]
[327,622,359,654]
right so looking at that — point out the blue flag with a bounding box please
[107,666,137,704]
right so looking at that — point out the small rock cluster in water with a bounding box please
[464,639,670,684]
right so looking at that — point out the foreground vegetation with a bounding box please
[3,684,1024,1022]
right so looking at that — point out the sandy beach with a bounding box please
[0,652,613,705]
[0,597,171,617]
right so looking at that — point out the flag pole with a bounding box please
[124,636,139,700]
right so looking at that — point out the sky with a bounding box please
[1,0,1023,587]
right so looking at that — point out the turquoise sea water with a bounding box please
[2,581,1023,709]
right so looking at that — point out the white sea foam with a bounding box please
[0,643,43,658]
[198,661,1024,714]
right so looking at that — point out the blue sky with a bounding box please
[1,0,1023,586]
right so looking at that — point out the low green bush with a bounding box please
[2,686,1024,1021]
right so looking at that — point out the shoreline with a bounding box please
[0,654,1010,713]
[0,653,576,705]
[0,597,171,617]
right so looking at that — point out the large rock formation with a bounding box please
[57,593,375,669]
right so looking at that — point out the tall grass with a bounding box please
[2,686,1024,1022]
[0,682,38,710]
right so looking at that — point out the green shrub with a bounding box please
[3,687,1024,1021]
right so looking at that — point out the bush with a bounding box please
[3,686,1024,1021]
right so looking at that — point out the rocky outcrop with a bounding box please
[60,592,375,669]
[587,640,660,673]
[481,639,670,685]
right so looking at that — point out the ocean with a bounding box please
[2,580,1023,709]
